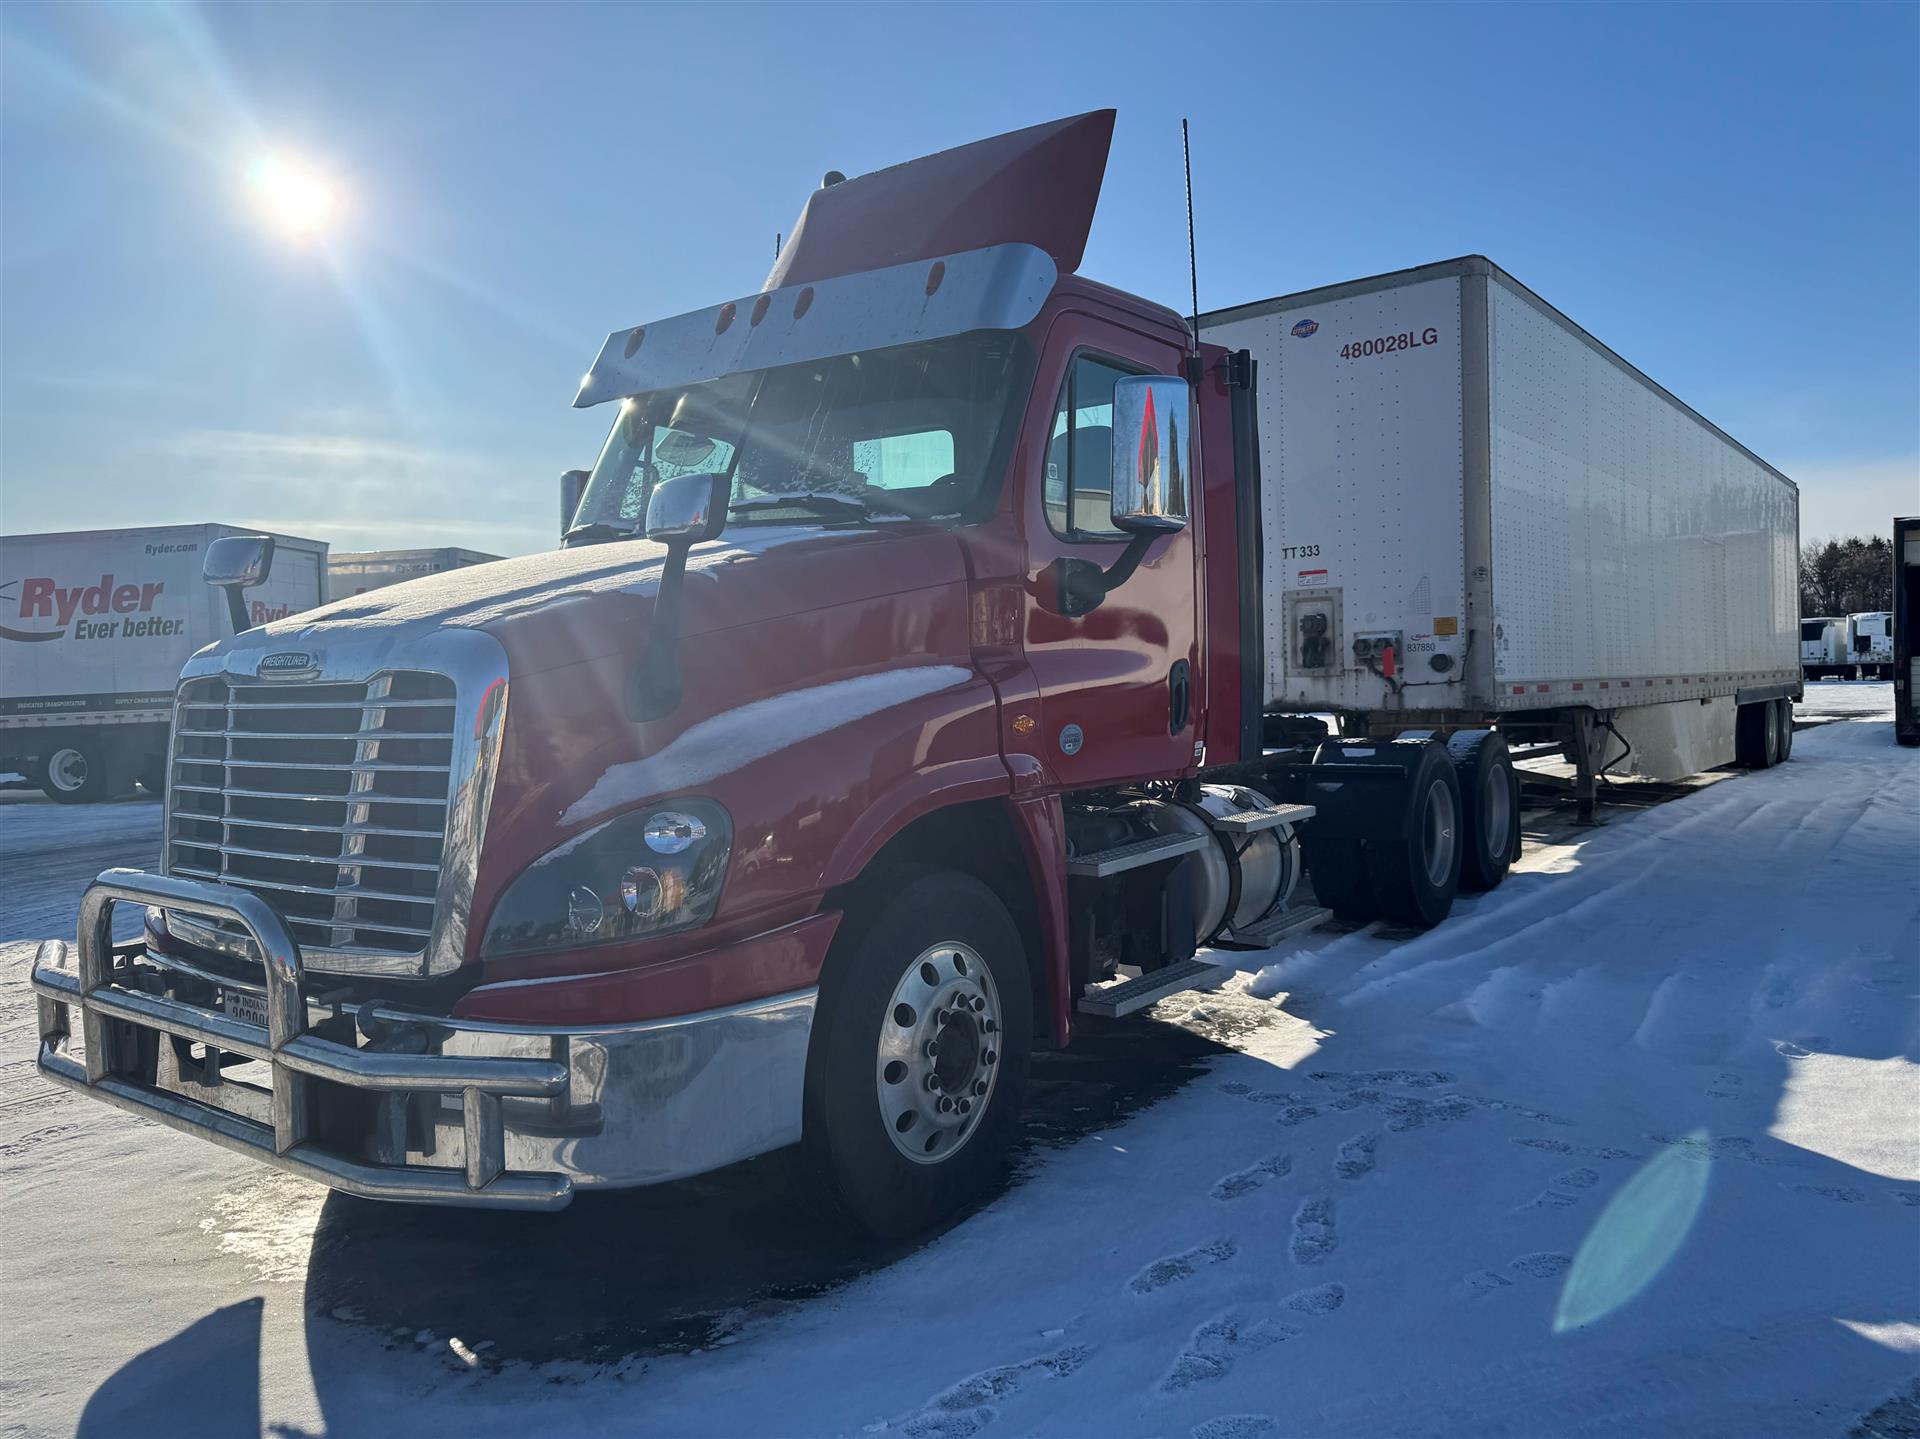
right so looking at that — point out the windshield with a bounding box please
[571,332,1029,537]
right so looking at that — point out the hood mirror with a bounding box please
[645,471,729,544]
[203,534,276,634]
[630,472,730,723]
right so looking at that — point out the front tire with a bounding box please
[799,869,1032,1238]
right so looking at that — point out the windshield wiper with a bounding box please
[727,491,872,519]
[562,520,641,547]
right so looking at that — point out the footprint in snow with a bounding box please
[1511,1136,1638,1161]
[1894,1191,1920,1208]
[1129,1238,1238,1294]
[1334,1133,1379,1181]
[1191,1417,1278,1439]
[1163,1286,1344,1392]
[885,1344,1091,1438]
[1509,1252,1573,1279]
[1212,1154,1292,1201]
[1290,1195,1338,1265]
[1457,1268,1514,1298]
[1706,1072,1744,1099]
[1513,1167,1600,1212]
[1786,1183,1867,1203]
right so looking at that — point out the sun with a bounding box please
[246,154,340,240]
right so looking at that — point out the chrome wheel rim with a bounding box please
[1423,779,1459,887]
[875,941,1001,1166]
[47,748,87,793]
[1481,763,1512,861]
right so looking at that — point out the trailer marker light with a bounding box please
[750,295,771,327]
[623,327,646,358]
[925,261,946,296]
[715,302,736,336]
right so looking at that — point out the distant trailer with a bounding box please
[1896,518,1919,745]
[327,547,502,599]
[1801,616,1846,679]
[1844,610,1894,680]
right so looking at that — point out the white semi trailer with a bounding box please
[327,547,501,599]
[1844,612,1893,679]
[1203,256,1801,819]
[1802,617,1846,679]
[0,524,327,801]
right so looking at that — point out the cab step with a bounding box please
[1207,801,1316,835]
[1212,904,1332,952]
[1076,957,1230,1019]
[1065,832,1208,878]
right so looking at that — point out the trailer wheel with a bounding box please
[41,740,112,804]
[1449,730,1520,891]
[1771,698,1794,764]
[1301,832,1378,923]
[1364,743,1464,928]
[1735,702,1774,769]
[797,868,1031,1238]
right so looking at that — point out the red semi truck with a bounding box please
[30,112,1798,1235]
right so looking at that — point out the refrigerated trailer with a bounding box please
[1202,257,1801,816]
[1802,617,1846,679]
[1844,611,1894,679]
[0,525,327,801]
[1896,518,1919,745]
[328,548,502,599]
[28,113,1806,1236]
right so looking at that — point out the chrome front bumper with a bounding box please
[32,869,816,1211]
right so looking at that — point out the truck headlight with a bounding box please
[480,800,731,959]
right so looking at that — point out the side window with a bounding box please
[1043,355,1135,539]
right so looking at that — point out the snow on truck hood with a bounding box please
[224,523,967,676]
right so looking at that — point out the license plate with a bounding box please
[223,986,271,1030]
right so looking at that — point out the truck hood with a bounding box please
[233,523,968,679]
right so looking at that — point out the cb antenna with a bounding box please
[1182,117,1200,353]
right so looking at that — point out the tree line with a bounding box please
[1800,535,1894,617]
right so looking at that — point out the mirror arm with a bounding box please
[1051,530,1158,618]
[221,587,252,636]
[627,542,691,722]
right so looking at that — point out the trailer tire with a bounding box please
[1735,702,1774,769]
[1771,698,1794,764]
[1301,832,1378,923]
[797,868,1032,1239]
[1364,743,1464,929]
[1449,730,1520,892]
[41,739,112,804]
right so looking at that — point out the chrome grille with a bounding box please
[165,671,458,958]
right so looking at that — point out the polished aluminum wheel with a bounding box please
[875,940,1002,1165]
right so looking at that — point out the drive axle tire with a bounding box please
[1364,741,1464,929]
[798,869,1032,1239]
[1450,730,1521,892]
[1301,831,1378,923]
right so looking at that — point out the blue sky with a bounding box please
[2,1,1914,556]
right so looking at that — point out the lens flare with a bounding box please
[246,154,339,239]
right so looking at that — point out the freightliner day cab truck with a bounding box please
[30,113,1801,1235]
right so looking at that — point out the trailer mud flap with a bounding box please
[1276,742,1421,841]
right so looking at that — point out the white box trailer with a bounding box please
[1844,612,1893,678]
[327,547,501,599]
[0,524,327,801]
[1802,617,1845,678]
[1202,256,1800,800]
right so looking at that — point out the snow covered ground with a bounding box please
[1,690,1913,1437]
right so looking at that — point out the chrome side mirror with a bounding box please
[1109,375,1190,535]
[560,469,590,538]
[204,534,275,634]
[644,471,729,544]
[631,472,729,722]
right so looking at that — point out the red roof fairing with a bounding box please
[764,110,1115,290]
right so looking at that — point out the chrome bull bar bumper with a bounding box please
[33,869,574,1210]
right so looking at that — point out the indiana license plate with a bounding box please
[223,986,271,1030]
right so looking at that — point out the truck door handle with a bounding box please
[1169,660,1191,734]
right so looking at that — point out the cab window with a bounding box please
[1043,354,1137,540]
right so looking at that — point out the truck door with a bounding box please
[1019,332,1201,787]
